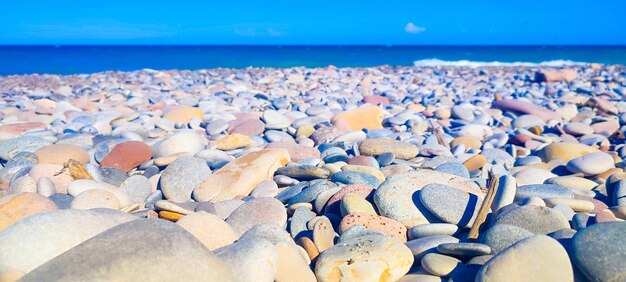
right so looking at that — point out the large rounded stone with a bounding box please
[100,141,152,173]
[215,238,278,282]
[566,152,615,176]
[476,235,573,282]
[315,234,414,282]
[20,219,232,282]
[226,197,287,235]
[339,212,407,242]
[374,170,483,227]
[152,130,206,158]
[0,209,135,274]
[160,157,212,203]
[0,192,57,231]
[492,205,570,235]
[571,221,626,282]
[537,143,599,163]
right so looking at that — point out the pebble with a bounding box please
[492,205,570,234]
[421,253,462,277]
[339,212,408,242]
[315,234,414,282]
[480,224,534,253]
[100,141,152,172]
[436,243,492,257]
[194,148,290,202]
[34,144,89,165]
[152,130,206,158]
[331,104,385,130]
[566,152,615,176]
[225,197,287,235]
[359,138,420,160]
[374,170,482,227]
[160,156,212,203]
[419,184,483,228]
[408,223,459,240]
[406,235,460,260]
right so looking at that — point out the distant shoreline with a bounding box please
[1,45,626,75]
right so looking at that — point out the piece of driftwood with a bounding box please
[468,172,500,240]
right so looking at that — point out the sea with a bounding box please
[1,45,625,75]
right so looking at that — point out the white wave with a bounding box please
[413,59,590,67]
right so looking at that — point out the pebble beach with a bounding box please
[0,64,625,281]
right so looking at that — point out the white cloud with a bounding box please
[404,22,426,34]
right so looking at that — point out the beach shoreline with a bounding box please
[0,63,625,281]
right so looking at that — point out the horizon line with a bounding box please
[1,44,626,47]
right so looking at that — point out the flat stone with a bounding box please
[359,139,419,160]
[420,183,483,228]
[409,223,459,240]
[20,219,232,282]
[315,234,414,282]
[492,205,570,234]
[571,221,626,282]
[515,184,575,200]
[481,224,534,253]
[437,243,492,257]
[331,171,380,187]
[476,235,573,282]
[194,148,290,202]
[215,133,256,150]
[493,99,561,121]
[70,189,120,210]
[100,141,152,173]
[421,253,462,277]
[537,143,599,162]
[406,235,459,260]
[545,176,598,190]
[229,119,265,136]
[566,152,615,176]
[226,197,287,235]
[435,162,470,178]
[491,174,516,212]
[277,165,330,180]
[160,157,212,203]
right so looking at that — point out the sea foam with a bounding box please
[413,59,590,67]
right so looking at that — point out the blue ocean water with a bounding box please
[1,45,625,75]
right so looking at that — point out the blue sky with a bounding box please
[1,0,625,45]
